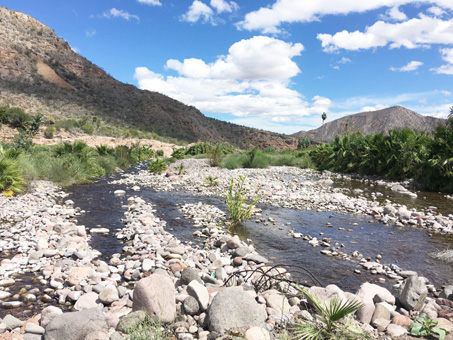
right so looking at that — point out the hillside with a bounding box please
[293,106,445,142]
[0,7,295,149]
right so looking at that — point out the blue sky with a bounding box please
[2,0,453,134]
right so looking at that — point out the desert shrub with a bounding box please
[0,155,25,195]
[44,125,56,139]
[298,138,311,149]
[6,107,31,128]
[226,175,260,226]
[147,158,167,174]
[156,150,164,157]
[54,119,78,131]
[0,107,7,124]
[172,148,186,160]
[221,153,250,169]
[81,123,95,135]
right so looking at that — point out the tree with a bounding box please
[322,112,327,125]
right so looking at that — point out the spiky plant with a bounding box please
[226,175,260,226]
[293,288,369,340]
[0,156,25,195]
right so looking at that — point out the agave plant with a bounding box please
[294,288,368,340]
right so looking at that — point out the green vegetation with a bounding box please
[123,315,169,340]
[147,158,168,174]
[221,147,313,170]
[0,150,25,196]
[44,125,56,139]
[204,175,219,186]
[409,316,450,340]
[226,175,260,226]
[294,288,369,340]
[310,116,453,192]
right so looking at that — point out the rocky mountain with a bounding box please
[293,106,445,142]
[0,7,295,149]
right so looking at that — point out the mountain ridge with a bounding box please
[0,6,296,149]
[293,106,445,142]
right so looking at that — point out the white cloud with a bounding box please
[103,8,140,22]
[237,0,453,33]
[137,0,162,6]
[210,0,239,14]
[338,57,351,64]
[317,15,453,52]
[71,46,81,53]
[431,48,453,74]
[379,6,408,21]
[134,36,332,129]
[181,1,214,23]
[85,28,96,37]
[361,104,388,112]
[390,60,423,72]
[427,6,446,16]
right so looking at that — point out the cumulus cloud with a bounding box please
[210,0,239,13]
[181,0,238,24]
[379,6,408,21]
[237,0,453,33]
[390,60,423,72]
[181,1,214,23]
[431,48,453,74]
[134,36,330,130]
[103,8,140,22]
[137,0,162,6]
[338,57,352,64]
[317,15,453,52]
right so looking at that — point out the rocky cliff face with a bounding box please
[0,7,295,148]
[293,106,445,142]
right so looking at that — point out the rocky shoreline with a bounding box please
[0,160,452,339]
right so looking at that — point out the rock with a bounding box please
[372,318,390,332]
[227,235,242,249]
[180,267,201,285]
[308,285,346,306]
[262,290,291,315]
[386,324,407,337]
[206,287,265,333]
[99,285,119,305]
[116,310,148,333]
[74,292,102,311]
[2,314,24,330]
[187,280,209,311]
[68,266,95,286]
[356,283,395,325]
[44,308,107,340]
[245,326,271,340]
[234,247,251,258]
[440,285,453,300]
[244,254,268,264]
[142,258,154,272]
[371,303,391,324]
[40,306,63,328]
[84,330,109,340]
[435,318,453,333]
[25,323,45,334]
[132,274,176,323]
[399,275,428,311]
[183,296,200,316]
[36,238,48,250]
[391,315,413,328]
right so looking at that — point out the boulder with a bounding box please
[262,290,291,315]
[398,276,428,311]
[180,267,201,286]
[99,285,119,305]
[206,287,265,333]
[356,283,395,325]
[74,292,102,311]
[132,274,176,323]
[44,308,107,340]
[386,324,407,337]
[40,306,63,328]
[440,285,453,300]
[183,296,200,316]
[187,280,209,311]
[245,326,271,340]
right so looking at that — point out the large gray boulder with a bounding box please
[206,287,265,333]
[44,308,107,340]
[132,274,176,323]
[398,276,428,311]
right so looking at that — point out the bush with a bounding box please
[44,125,56,139]
[147,158,167,174]
[0,107,7,124]
[0,156,25,195]
[6,107,31,128]
[226,175,260,226]
[156,150,164,157]
[81,123,95,135]
[172,148,186,160]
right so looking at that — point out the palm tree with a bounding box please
[322,112,327,125]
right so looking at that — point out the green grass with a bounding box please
[123,315,169,340]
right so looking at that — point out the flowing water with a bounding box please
[67,169,453,293]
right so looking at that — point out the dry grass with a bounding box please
[430,249,453,266]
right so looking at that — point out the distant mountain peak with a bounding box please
[293,106,445,142]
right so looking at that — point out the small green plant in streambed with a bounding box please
[226,175,260,226]
[409,316,450,340]
[293,287,369,340]
[122,314,169,340]
[147,158,167,174]
[175,162,186,175]
[204,175,219,186]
